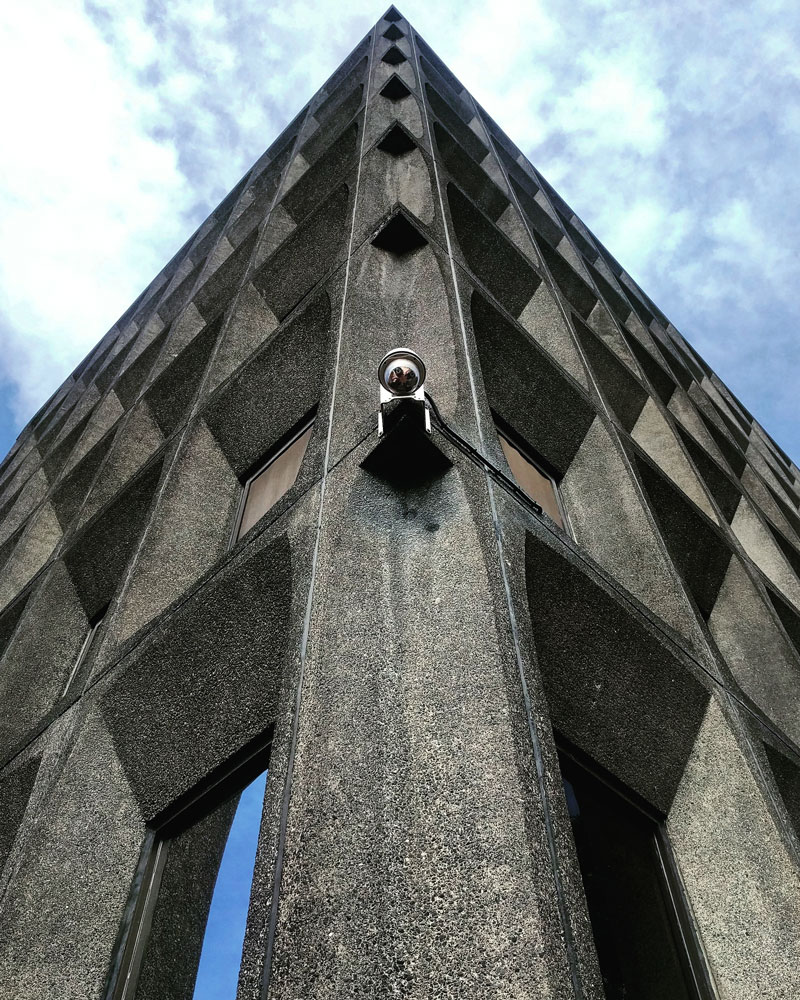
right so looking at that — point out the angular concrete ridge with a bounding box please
[1,8,799,999]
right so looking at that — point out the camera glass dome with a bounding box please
[378,348,426,397]
[386,360,420,395]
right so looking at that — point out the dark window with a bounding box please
[496,423,567,529]
[62,605,108,696]
[235,418,314,542]
[108,742,269,1000]
[558,743,713,1000]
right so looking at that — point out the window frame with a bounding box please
[556,736,716,1000]
[104,731,273,1000]
[492,413,571,533]
[229,411,316,548]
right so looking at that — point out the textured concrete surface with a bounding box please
[328,239,460,467]
[0,754,40,872]
[631,397,717,521]
[633,449,733,620]
[525,529,710,812]
[100,507,302,820]
[764,741,800,841]
[62,391,124,475]
[449,184,543,320]
[356,141,435,231]
[75,401,164,530]
[51,431,117,531]
[64,457,164,624]
[269,445,572,1000]
[0,561,87,754]
[517,283,588,388]
[562,417,713,657]
[472,290,594,474]
[203,290,331,477]
[709,557,800,745]
[731,497,800,609]
[0,502,62,612]
[0,712,143,1000]
[113,425,236,641]
[0,468,49,546]
[669,699,800,1000]
[741,464,800,545]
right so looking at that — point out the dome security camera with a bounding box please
[377,347,430,436]
[378,348,426,397]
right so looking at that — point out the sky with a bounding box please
[192,769,267,1000]
[1,0,799,463]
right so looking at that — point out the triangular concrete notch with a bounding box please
[361,406,452,486]
[377,123,416,156]
[380,76,411,101]
[371,213,428,255]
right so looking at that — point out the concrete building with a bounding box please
[1,8,799,998]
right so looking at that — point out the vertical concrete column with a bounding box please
[265,13,590,1000]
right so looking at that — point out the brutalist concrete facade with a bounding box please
[1,8,800,998]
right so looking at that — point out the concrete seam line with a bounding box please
[410,30,586,1000]
[260,26,378,999]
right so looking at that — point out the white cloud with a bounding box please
[554,61,667,155]
[0,0,190,421]
[119,14,157,69]
[709,198,786,277]
[601,199,692,272]
[0,0,798,457]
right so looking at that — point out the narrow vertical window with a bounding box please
[190,770,266,999]
[235,417,314,543]
[109,744,269,1000]
[62,605,108,696]
[495,421,566,529]
[558,743,713,1000]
